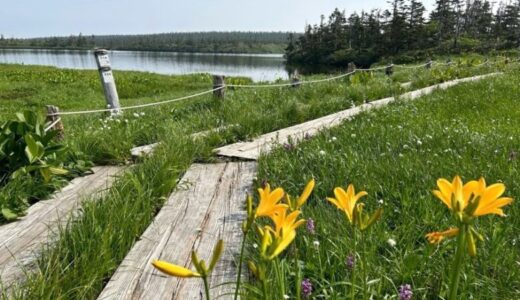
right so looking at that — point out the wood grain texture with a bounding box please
[214,73,500,160]
[98,162,257,300]
[0,166,124,287]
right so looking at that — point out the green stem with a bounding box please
[234,226,249,300]
[273,259,285,299]
[448,225,467,300]
[361,230,367,300]
[261,277,268,300]
[295,245,301,300]
[202,275,211,300]
[351,228,357,300]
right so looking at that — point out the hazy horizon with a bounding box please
[2,0,440,39]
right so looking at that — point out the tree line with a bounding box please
[0,32,294,54]
[285,0,520,69]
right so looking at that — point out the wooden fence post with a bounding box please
[93,49,121,115]
[426,59,433,69]
[291,69,301,88]
[347,62,356,73]
[45,105,64,140]
[213,75,226,99]
[386,64,394,76]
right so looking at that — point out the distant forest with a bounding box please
[0,32,293,54]
[286,0,520,69]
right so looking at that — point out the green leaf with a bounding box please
[24,134,44,163]
[39,167,52,183]
[49,167,68,175]
[1,208,18,221]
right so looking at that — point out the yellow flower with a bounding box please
[152,260,201,278]
[256,184,288,218]
[270,209,306,237]
[296,179,315,208]
[433,176,513,219]
[426,228,460,244]
[473,178,513,217]
[257,209,304,260]
[327,184,368,223]
[285,179,314,211]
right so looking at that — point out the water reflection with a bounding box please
[0,49,288,81]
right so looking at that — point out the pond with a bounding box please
[0,49,288,81]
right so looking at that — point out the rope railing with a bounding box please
[48,58,511,118]
[49,86,225,116]
[44,117,62,132]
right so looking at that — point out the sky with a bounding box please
[2,0,439,38]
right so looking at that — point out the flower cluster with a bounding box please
[250,179,315,261]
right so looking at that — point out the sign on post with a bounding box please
[94,49,121,115]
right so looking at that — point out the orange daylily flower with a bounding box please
[426,228,460,244]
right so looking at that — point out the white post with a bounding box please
[94,49,121,115]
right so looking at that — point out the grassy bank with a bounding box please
[254,71,520,299]
[0,60,513,298]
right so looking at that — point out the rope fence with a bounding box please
[46,57,514,121]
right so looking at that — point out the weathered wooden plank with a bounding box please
[0,166,124,287]
[98,162,257,300]
[214,73,500,160]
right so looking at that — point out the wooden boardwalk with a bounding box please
[214,73,500,160]
[98,162,257,300]
[0,166,124,287]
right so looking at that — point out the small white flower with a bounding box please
[253,243,258,249]
[319,150,326,156]
[416,140,422,146]
[106,104,112,108]
[398,153,404,157]
[283,295,290,299]
[378,199,384,204]
[331,136,337,142]
[403,144,409,150]
[397,125,403,129]
[106,127,111,130]
[133,112,139,118]
[387,238,397,247]
[313,240,320,248]
[124,119,129,123]
[140,112,145,116]
[351,133,357,138]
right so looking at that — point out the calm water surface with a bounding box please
[0,49,288,81]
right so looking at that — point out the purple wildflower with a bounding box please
[306,218,315,234]
[345,254,355,270]
[301,278,313,298]
[283,143,294,151]
[399,284,413,300]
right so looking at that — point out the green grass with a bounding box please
[254,71,520,299]
[0,60,514,298]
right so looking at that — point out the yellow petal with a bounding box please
[152,260,200,278]
[297,179,315,208]
[480,183,506,205]
[433,190,451,208]
[269,230,296,259]
[474,197,513,216]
